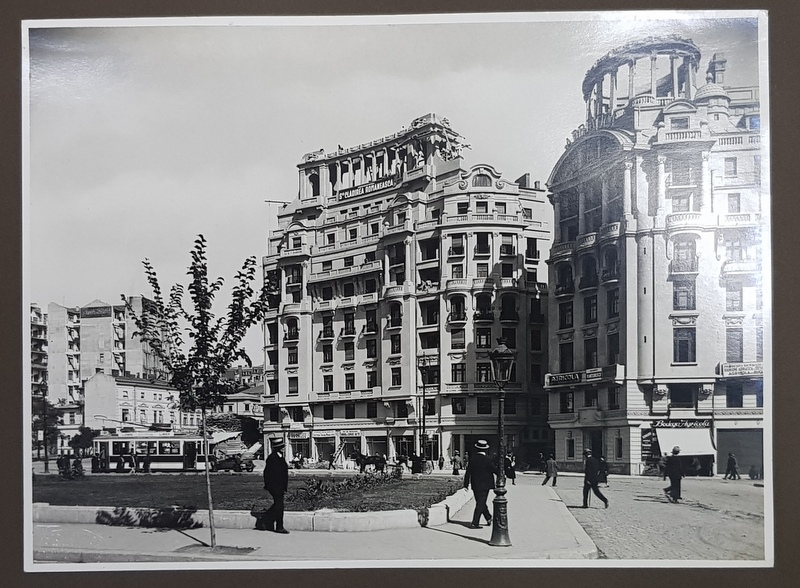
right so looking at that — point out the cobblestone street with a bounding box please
[541,473,766,561]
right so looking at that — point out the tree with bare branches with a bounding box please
[123,234,270,548]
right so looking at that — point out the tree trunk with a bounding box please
[202,409,217,548]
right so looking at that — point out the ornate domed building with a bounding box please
[545,37,765,475]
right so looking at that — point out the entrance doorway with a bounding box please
[584,429,604,457]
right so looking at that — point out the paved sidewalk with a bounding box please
[32,474,597,565]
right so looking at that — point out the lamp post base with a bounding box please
[488,486,512,547]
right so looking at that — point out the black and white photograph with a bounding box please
[22,11,772,570]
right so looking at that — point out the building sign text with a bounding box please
[652,419,711,428]
[338,178,396,200]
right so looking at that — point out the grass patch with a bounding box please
[33,472,463,512]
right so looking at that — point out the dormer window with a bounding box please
[671,117,689,130]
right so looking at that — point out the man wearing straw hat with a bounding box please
[262,436,290,533]
[463,439,498,529]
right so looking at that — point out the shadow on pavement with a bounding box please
[425,524,491,545]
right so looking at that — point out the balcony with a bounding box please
[554,282,575,297]
[576,233,597,250]
[363,322,378,335]
[499,245,515,256]
[599,222,622,240]
[279,244,310,259]
[718,212,762,228]
[474,244,491,256]
[473,311,494,323]
[447,311,467,324]
[666,212,703,231]
[498,277,518,289]
[285,330,300,342]
[445,278,469,291]
[525,281,548,295]
[499,311,519,323]
[387,256,406,268]
[340,326,357,338]
[550,241,575,259]
[579,274,599,290]
[721,259,761,276]
[669,256,700,275]
[601,266,620,283]
[383,219,414,236]
[472,278,494,289]
[387,317,403,329]
[525,250,540,261]
[384,284,412,298]
[447,246,465,257]
[528,313,545,324]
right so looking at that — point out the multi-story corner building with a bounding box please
[47,297,168,404]
[545,37,765,474]
[261,113,552,466]
[30,303,48,397]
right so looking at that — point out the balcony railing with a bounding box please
[447,311,467,324]
[341,326,356,337]
[388,257,406,268]
[721,259,761,275]
[554,282,575,296]
[669,256,699,274]
[525,250,540,260]
[499,311,519,322]
[499,245,515,256]
[601,267,620,282]
[474,244,491,255]
[285,330,299,341]
[448,246,465,257]
[387,317,402,328]
[364,322,378,334]
[579,274,599,290]
[473,311,494,322]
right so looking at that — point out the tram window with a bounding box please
[159,441,181,455]
[136,441,156,455]
[112,441,130,455]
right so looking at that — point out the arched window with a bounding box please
[308,172,320,197]
[286,318,299,340]
[389,303,403,327]
[449,295,467,321]
[603,248,619,280]
[473,174,492,187]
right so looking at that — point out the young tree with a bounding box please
[68,426,98,458]
[32,388,62,473]
[124,235,269,548]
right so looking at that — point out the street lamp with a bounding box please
[488,338,516,547]
[417,356,436,465]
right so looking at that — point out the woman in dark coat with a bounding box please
[504,454,517,485]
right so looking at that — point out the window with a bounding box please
[451,329,465,349]
[367,371,377,388]
[477,263,489,278]
[756,328,763,362]
[344,402,356,418]
[343,312,355,334]
[724,157,738,177]
[344,342,355,361]
[560,392,574,414]
[391,334,401,354]
[268,407,279,422]
[584,389,598,407]
[584,295,598,324]
[323,375,333,391]
[476,328,491,348]
[473,174,492,187]
[475,233,490,255]
[348,228,357,240]
[343,283,355,297]
[501,327,516,349]
[365,251,375,262]
[608,387,620,410]
[726,384,743,408]
[371,222,380,235]
[560,342,574,372]
[452,397,466,414]
[452,363,466,382]
[344,256,354,267]
[476,363,492,383]
[756,382,763,407]
[451,264,464,278]
[345,374,355,391]
[673,328,696,363]
[584,338,598,369]
[567,438,575,459]
[323,344,333,363]
[476,201,488,214]
[364,279,377,293]
[607,288,620,318]
[725,236,747,262]
[615,437,623,459]
[559,302,574,329]
[607,333,620,365]
[389,304,402,327]
[522,207,532,219]
[726,283,743,312]
[323,404,334,420]
[726,328,743,363]
[671,117,689,130]
[365,310,377,332]
[526,237,538,259]
[366,339,377,358]
[322,286,333,301]
[288,377,299,394]
[391,368,402,386]
[501,263,514,278]
[327,233,336,244]
[673,239,697,271]
[673,281,696,310]
[496,203,507,214]
[457,202,469,214]
[728,193,741,213]
[477,396,493,414]
[503,395,516,414]
[322,261,332,271]
[450,234,465,255]
[424,399,436,416]
[288,347,298,365]
[396,401,409,418]
[530,329,542,352]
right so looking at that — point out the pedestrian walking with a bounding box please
[538,452,546,474]
[463,439,497,529]
[451,451,462,476]
[410,451,423,480]
[261,437,289,534]
[542,454,558,486]
[504,453,517,485]
[662,446,684,503]
[438,455,445,470]
[724,453,740,480]
[598,455,609,486]
[582,449,609,509]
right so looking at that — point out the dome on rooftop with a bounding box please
[694,82,729,102]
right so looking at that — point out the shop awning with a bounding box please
[654,428,715,456]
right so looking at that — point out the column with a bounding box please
[459,434,465,458]
[335,161,341,192]
[601,175,610,225]
[657,155,667,217]
[623,161,633,217]
[701,151,712,213]
[609,71,617,114]
[684,56,694,99]
[670,54,679,98]
[650,53,658,96]
[554,199,562,242]
[578,186,586,235]
[628,60,636,102]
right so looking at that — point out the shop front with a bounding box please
[287,431,310,463]
[366,435,388,459]
[314,435,336,465]
[339,430,361,468]
[650,419,716,476]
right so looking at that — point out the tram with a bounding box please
[92,431,214,473]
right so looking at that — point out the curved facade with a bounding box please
[546,38,765,475]
[261,114,552,466]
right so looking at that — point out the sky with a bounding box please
[24,12,763,362]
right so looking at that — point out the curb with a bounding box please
[541,486,599,559]
[32,489,473,533]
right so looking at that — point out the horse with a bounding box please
[350,451,386,474]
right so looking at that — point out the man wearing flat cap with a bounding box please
[582,448,609,509]
[463,439,498,529]
[262,436,289,533]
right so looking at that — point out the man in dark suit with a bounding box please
[663,446,684,503]
[463,439,498,529]
[582,449,609,508]
[262,437,290,534]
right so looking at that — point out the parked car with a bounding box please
[210,453,254,472]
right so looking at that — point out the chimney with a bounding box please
[534,180,542,191]
[708,53,727,85]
